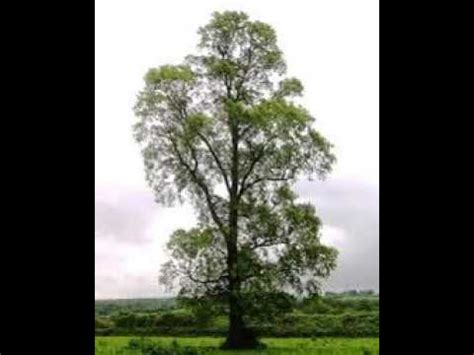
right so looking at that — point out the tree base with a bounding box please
[220,330,265,350]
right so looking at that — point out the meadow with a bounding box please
[95,336,379,355]
[95,291,379,354]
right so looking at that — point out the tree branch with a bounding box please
[164,91,232,195]
[235,47,253,101]
[196,132,231,194]
[185,269,228,285]
[237,145,266,200]
[169,136,228,237]
[240,173,294,197]
[237,133,281,199]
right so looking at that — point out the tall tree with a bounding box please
[134,11,338,349]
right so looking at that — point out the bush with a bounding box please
[112,312,156,328]
[94,294,379,338]
[154,309,197,327]
[95,312,378,337]
[254,311,379,337]
[126,338,203,355]
[95,318,110,329]
[95,327,114,336]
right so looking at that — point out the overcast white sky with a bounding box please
[95,0,379,299]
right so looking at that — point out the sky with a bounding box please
[95,0,379,299]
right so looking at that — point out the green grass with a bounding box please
[95,336,379,354]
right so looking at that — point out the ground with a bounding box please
[95,336,379,354]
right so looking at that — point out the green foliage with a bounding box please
[155,309,198,327]
[240,291,296,323]
[178,295,226,326]
[167,228,214,259]
[113,313,156,329]
[127,337,202,355]
[95,298,177,316]
[95,293,379,338]
[95,318,112,329]
[145,65,195,84]
[275,78,304,98]
[133,10,338,345]
[263,312,379,337]
[300,294,379,315]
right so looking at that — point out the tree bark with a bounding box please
[221,114,259,349]
[222,287,258,349]
[222,228,259,349]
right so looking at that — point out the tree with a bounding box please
[133,11,338,349]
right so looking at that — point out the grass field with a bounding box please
[95,337,379,354]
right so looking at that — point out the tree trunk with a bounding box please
[221,243,259,349]
[222,198,260,349]
[221,289,259,349]
[221,109,260,349]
